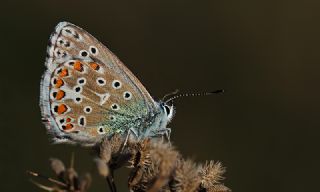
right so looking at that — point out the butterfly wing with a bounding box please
[40,22,157,145]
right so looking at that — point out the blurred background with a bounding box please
[0,0,319,191]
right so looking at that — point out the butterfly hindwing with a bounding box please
[40,22,157,145]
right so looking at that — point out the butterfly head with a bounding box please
[157,89,225,125]
[159,102,175,123]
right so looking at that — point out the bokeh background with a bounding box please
[1,0,319,191]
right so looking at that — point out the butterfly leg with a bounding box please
[163,128,172,145]
[122,128,138,150]
[153,128,171,143]
[165,128,171,141]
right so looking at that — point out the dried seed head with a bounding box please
[95,158,109,177]
[128,139,152,190]
[109,133,124,153]
[148,142,180,192]
[95,135,230,192]
[65,167,79,190]
[29,157,91,192]
[204,184,231,192]
[79,173,92,191]
[49,158,65,176]
[99,137,112,163]
[170,159,201,192]
[199,161,225,189]
[128,140,180,192]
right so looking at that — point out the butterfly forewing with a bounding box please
[41,22,156,145]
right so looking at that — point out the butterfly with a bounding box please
[40,22,175,146]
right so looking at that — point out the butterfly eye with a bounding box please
[164,105,171,115]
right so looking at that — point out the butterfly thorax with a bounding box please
[133,102,171,139]
[102,101,170,139]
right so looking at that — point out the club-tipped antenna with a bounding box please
[164,89,224,104]
[162,89,180,101]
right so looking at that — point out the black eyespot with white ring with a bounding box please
[123,91,132,100]
[112,80,122,89]
[59,118,65,124]
[64,28,72,34]
[98,126,105,134]
[78,116,86,127]
[74,86,82,93]
[84,106,92,114]
[110,116,116,121]
[55,67,62,76]
[77,77,86,85]
[68,60,75,66]
[111,103,120,110]
[55,49,67,58]
[96,77,106,86]
[89,46,98,55]
[51,91,57,99]
[79,50,89,57]
[51,78,56,86]
[74,97,82,104]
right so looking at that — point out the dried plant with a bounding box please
[95,134,230,192]
[28,154,91,192]
[29,135,230,192]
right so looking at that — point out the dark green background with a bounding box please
[0,0,319,191]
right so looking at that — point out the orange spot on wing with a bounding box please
[57,104,68,114]
[74,61,84,72]
[55,79,64,88]
[63,123,74,130]
[55,90,65,100]
[89,62,100,70]
[59,69,69,77]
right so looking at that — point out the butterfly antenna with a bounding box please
[164,89,224,104]
[162,89,180,101]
